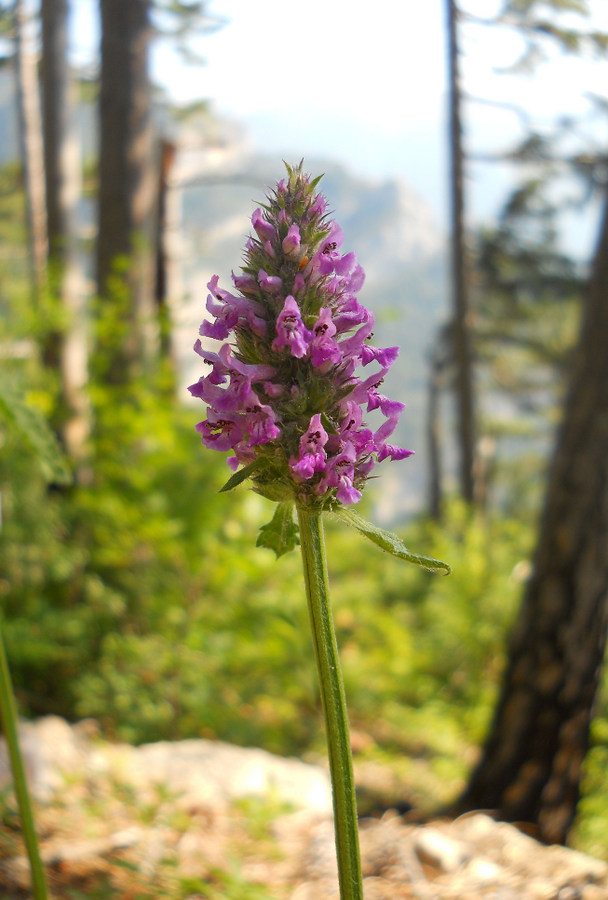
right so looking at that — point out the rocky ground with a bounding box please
[1,717,607,899]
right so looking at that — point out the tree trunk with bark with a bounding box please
[42,0,70,259]
[454,188,608,845]
[446,0,476,503]
[14,0,47,299]
[155,139,177,366]
[41,0,89,462]
[96,0,157,385]
[427,330,450,521]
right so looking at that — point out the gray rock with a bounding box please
[0,715,87,802]
[413,824,470,873]
[0,716,332,813]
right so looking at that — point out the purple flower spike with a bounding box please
[190,161,412,509]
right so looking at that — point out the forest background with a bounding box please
[2,0,608,887]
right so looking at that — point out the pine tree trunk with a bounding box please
[454,189,608,845]
[41,0,89,462]
[14,0,47,298]
[42,0,69,257]
[446,0,476,502]
[427,336,448,520]
[96,0,157,385]
[155,139,177,365]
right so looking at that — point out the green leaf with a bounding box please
[0,384,71,485]
[320,411,338,435]
[251,481,293,502]
[333,508,451,575]
[256,503,300,558]
[218,459,267,493]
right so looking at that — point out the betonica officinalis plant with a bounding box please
[189,162,450,900]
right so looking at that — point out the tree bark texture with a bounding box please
[96,0,157,383]
[446,0,476,503]
[41,0,76,258]
[455,191,608,845]
[14,0,47,298]
[427,334,449,521]
[41,0,89,461]
[155,139,177,363]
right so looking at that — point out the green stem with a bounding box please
[0,628,49,899]
[296,504,363,900]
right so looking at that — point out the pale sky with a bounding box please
[72,0,608,245]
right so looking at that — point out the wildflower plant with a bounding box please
[190,163,450,900]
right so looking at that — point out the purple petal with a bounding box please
[196,414,243,453]
[336,479,362,505]
[219,344,276,381]
[361,345,399,368]
[377,444,415,462]
[246,403,281,446]
[232,271,258,295]
[282,223,301,258]
[272,296,312,359]
[300,413,328,454]
[258,269,283,293]
[252,208,275,243]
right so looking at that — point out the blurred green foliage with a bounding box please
[0,377,530,760]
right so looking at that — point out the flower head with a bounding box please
[189,162,412,508]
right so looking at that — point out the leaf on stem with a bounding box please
[218,458,268,493]
[334,507,451,575]
[256,503,300,558]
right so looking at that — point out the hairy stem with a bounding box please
[0,629,48,899]
[297,504,363,900]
